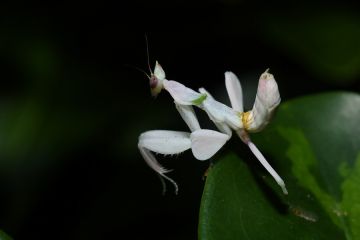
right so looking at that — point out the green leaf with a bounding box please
[199,92,360,240]
[0,230,13,240]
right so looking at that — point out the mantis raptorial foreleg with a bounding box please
[175,103,200,132]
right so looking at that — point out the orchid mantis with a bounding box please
[138,64,230,194]
[138,61,288,195]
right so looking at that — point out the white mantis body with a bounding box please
[138,61,288,195]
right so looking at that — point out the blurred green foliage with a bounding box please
[260,8,360,85]
[199,92,360,239]
[0,230,12,240]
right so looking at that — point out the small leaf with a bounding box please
[199,92,360,239]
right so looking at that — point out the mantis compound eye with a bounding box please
[149,75,163,97]
[149,75,159,88]
[149,61,166,97]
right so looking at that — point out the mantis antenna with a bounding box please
[144,33,153,75]
[123,34,154,79]
[124,64,151,79]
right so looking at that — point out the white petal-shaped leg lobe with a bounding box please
[247,141,288,194]
[138,130,192,154]
[190,129,230,161]
[225,71,243,112]
[175,104,201,132]
[163,80,204,105]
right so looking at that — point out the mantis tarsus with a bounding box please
[138,61,288,195]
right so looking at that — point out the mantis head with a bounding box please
[149,61,166,97]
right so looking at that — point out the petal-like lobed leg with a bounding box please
[225,71,244,112]
[190,129,230,161]
[139,130,192,154]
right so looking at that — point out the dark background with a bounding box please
[0,1,359,239]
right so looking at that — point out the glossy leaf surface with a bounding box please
[199,92,360,240]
